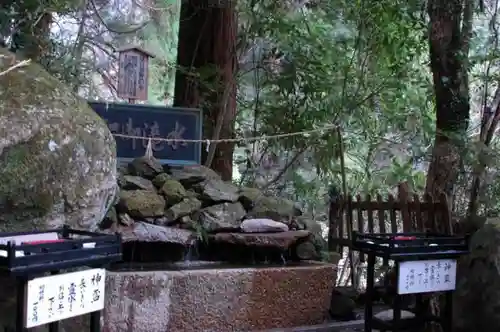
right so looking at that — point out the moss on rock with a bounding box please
[0,48,117,231]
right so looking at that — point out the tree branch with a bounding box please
[0,59,30,77]
[260,147,308,191]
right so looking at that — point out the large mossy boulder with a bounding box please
[454,217,500,332]
[0,49,117,231]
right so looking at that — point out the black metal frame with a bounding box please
[0,226,122,332]
[352,231,469,332]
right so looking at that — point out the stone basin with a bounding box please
[102,261,336,332]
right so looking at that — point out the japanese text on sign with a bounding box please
[107,118,188,151]
[397,259,457,295]
[25,268,106,328]
[88,102,202,165]
[117,50,149,101]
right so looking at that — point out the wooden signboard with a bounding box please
[116,45,155,101]
[88,102,203,165]
[25,268,106,328]
[397,259,457,294]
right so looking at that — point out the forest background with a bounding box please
[0,0,496,234]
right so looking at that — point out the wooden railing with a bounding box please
[328,192,452,258]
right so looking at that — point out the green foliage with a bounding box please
[9,0,500,221]
[236,0,433,214]
[144,0,180,104]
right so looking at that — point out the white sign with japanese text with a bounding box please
[397,259,457,294]
[25,268,106,328]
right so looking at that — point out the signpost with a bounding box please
[0,226,121,332]
[116,45,155,103]
[25,269,106,328]
[352,231,469,332]
[397,259,458,295]
[88,102,203,165]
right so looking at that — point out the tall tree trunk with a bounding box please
[174,0,237,181]
[467,0,493,217]
[425,0,470,330]
[426,0,469,220]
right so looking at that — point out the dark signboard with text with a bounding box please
[88,102,202,165]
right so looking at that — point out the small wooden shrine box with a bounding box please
[116,45,155,101]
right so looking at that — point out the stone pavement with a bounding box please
[259,320,365,332]
[260,307,411,332]
[257,304,406,332]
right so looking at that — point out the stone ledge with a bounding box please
[101,262,337,332]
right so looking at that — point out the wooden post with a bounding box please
[424,193,436,232]
[337,127,356,288]
[439,193,453,234]
[398,182,412,232]
[328,197,342,252]
[356,194,365,263]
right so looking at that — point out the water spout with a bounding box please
[280,254,286,265]
[183,239,199,263]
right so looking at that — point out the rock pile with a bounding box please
[101,156,326,263]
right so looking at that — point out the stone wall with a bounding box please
[103,262,336,332]
[101,156,327,264]
[30,262,336,332]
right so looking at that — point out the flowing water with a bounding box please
[111,260,319,272]
[117,238,307,271]
[182,240,199,263]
